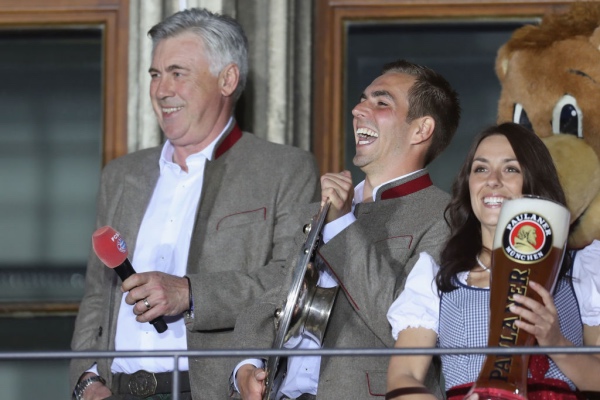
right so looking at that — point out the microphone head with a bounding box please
[92,226,128,268]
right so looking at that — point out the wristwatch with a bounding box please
[228,371,238,397]
[73,375,106,400]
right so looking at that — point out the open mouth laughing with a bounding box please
[356,127,378,145]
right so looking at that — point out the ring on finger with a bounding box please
[143,298,151,309]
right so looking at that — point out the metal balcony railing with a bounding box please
[1,346,599,400]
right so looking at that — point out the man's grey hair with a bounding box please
[148,8,248,101]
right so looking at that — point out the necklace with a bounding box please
[476,255,491,272]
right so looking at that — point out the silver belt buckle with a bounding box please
[128,370,158,397]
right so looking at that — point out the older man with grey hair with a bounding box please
[70,8,319,400]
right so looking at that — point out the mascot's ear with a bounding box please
[590,26,600,50]
[495,43,512,83]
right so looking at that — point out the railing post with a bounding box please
[173,355,180,400]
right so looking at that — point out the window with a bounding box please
[313,0,574,191]
[0,0,128,313]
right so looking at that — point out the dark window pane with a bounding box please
[345,19,536,191]
[0,28,102,302]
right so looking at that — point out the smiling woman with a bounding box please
[386,122,600,400]
[468,134,524,247]
[440,123,568,289]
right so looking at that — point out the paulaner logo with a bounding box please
[502,212,553,263]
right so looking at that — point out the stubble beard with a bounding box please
[352,154,368,169]
[352,143,373,168]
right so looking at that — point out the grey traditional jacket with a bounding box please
[233,169,449,399]
[70,123,320,399]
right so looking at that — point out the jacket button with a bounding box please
[303,223,312,235]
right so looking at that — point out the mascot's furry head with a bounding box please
[496,1,600,249]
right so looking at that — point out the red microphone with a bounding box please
[92,226,168,333]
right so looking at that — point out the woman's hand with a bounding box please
[508,280,600,391]
[509,281,568,347]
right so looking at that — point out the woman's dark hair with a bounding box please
[436,122,570,292]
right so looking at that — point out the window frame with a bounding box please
[312,0,576,174]
[0,0,129,315]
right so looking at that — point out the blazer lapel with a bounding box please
[115,151,160,258]
[187,125,243,272]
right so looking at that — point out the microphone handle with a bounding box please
[113,258,136,281]
[149,316,168,334]
[114,259,168,334]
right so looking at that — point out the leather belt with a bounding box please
[112,370,191,397]
[281,394,316,400]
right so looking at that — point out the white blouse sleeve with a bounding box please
[387,252,440,340]
[572,240,600,326]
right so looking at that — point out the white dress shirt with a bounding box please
[102,118,232,374]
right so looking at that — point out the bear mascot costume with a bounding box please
[495,1,600,249]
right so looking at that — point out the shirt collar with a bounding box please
[354,169,425,203]
[372,169,423,200]
[159,117,234,171]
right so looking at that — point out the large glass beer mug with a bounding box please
[467,195,570,400]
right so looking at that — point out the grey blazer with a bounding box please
[70,123,320,399]
[233,169,449,399]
